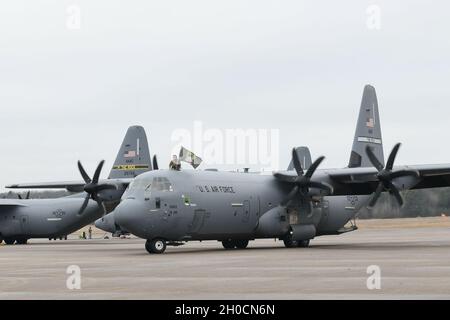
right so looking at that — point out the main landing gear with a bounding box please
[2,238,29,245]
[145,238,167,254]
[221,239,249,250]
[282,234,310,248]
[16,238,28,245]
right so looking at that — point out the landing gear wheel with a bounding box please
[297,239,310,248]
[222,239,235,249]
[235,240,249,249]
[145,239,167,254]
[16,239,28,245]
[283,234,299,248]
[4,238,16,245]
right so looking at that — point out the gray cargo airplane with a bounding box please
[110,85,450,254]
[94,150,311,236]
[1,126,152,245]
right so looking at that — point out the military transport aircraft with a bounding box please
[109,85,450,254]
[0,126,152,245]
[94,149,311,236]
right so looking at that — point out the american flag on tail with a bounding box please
[366,118,374,128]
[124,150,136,158]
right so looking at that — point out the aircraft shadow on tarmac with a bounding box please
[11,239,450,256]
[105,242,450,256]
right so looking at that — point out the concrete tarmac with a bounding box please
[1,218,450,299]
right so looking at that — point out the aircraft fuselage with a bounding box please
[114,170,369,245]
[0,196,103,243]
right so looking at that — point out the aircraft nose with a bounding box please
[114,199,146,237]
[95,214,115,233]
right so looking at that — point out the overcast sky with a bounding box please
[1,1,450,190]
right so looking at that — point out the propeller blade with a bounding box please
[365,146,384,172]
[18,194,22,200]
[94,184,117,192]
[95,198,103,209]
[389,188,403,207]
[281,186,299,206]
[78,161,91,183]
[291,148,304,177]
[153,155,159,170]
[389,169,420,179]
[386,181,404,207]
[368,183,384,209]
[92,160,105,184]
[304,156,325,179]
[26,191,30,199]
[273,172,297,183]
[308,181,334,195]
[386,143,401,170]
[78,194,91,215]
[286,185,299,201]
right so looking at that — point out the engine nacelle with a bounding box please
[255,206,290,238]
[290,224,316,241]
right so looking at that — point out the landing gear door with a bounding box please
[242,200,250,223]
[20,215,29,234]
[188,209,207,235]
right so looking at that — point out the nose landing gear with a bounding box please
[145,238,167,254]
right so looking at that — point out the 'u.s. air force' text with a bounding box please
[196,185,236,193]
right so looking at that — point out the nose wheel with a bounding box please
[145,238,167,254]
[16,238,28,245]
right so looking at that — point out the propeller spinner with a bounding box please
[365,143,420,209]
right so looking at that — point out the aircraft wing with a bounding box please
[327,164,450,196]
[5,178,135,192]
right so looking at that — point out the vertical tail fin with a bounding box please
[348,85,384,168]
[108,125,152,179]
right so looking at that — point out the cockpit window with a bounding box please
[151,177,173,192]
[123,178,151,199]
[127,178,148,191]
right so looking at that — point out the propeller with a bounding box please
[365,143,420,209]
[152,155,159,170]
[275,148,333,213]
[18,191,30,200]
[77,160,116,215]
